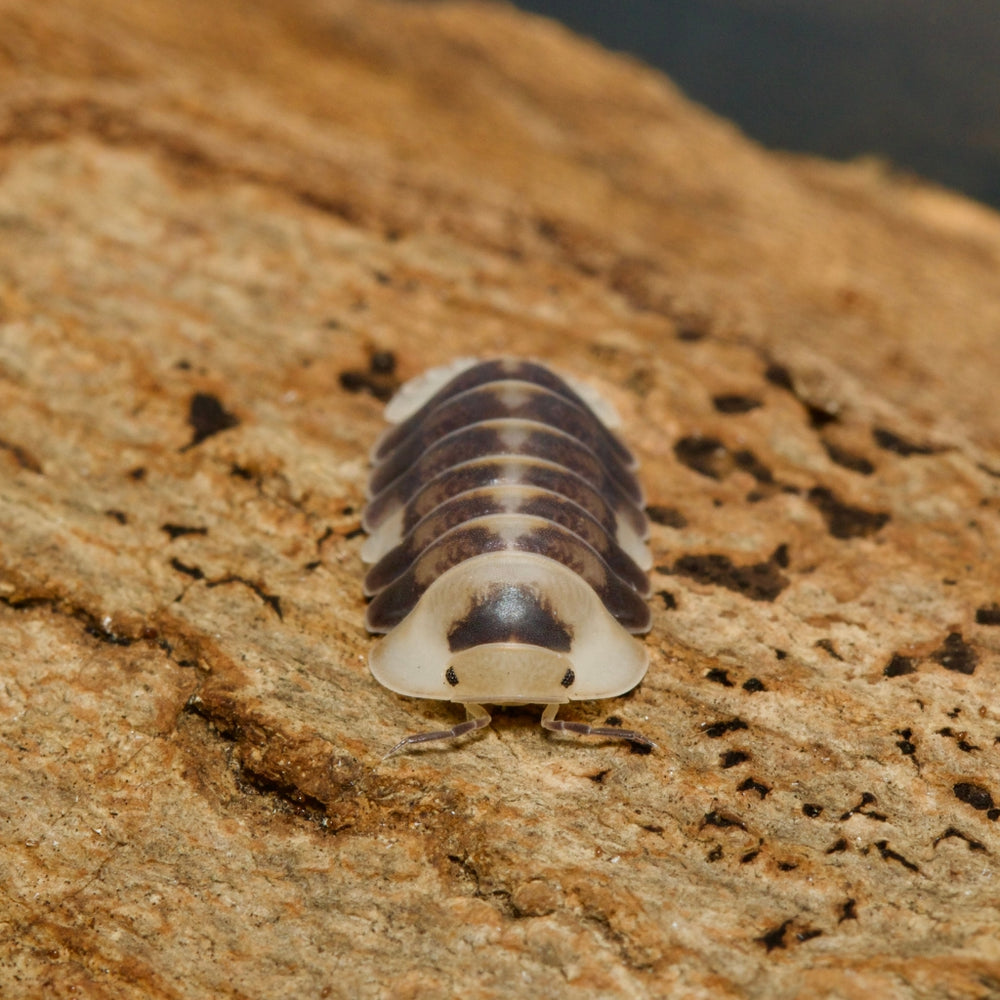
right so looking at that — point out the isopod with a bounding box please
[362,357,653,754]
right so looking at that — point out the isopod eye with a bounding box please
[445,666,459,687]
[561,669,575,688]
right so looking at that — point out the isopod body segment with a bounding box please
[361,358,654,753]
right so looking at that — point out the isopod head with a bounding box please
[369,551,648,705]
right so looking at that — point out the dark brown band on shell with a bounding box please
[374,379,636,473]
[364,486,649,597]
[365,516,651,633]
[363,359,651,650]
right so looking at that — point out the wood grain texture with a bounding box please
[2,2,1000,997]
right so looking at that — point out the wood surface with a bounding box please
[2,2,1000,997]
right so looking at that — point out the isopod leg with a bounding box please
[540,703,656,750]
[382,703,492,759]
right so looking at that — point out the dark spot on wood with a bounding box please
[706,845,723,862]
[764,363,794,392]
[814,638,842,660]
[657,590,677,610]
[372,270,391,285]
[975,604,1000,626]
[676,326,706,342]
[646,505,687,529]
[743,677,766,692]
[826,838,848,854]
[896,739,916,756]
[713,394,762,414]
[720,750,749,769]
[170,557,204,580]
[161,523,208,540]
[872,426,940,456]
[0,438,43,473]
[884,654,916,677]
[758,920,790,952]
[796,928,822,942]
[706,668,734,687]
[230,463,254,480]
[822,440,875,475]
[954,782,995,811]
[802,804,824,818]
[668,552,789,602]
[932,632,978,675]
[839,791,882,822]
[205,575,283,619]
[702,718,749,738]
[127,466,147,481]
[738,777,770,799]
[774,648,787,660]
[84,621,135,646]
[338,350,401,402]
[588,769,610,784]
[105,509,128,524]
[838,899,857,922]
[344,527,365,541]
[304,560,321,571]
[875,841,919,872]
[741,850,759,864]
[941,730,985,752]
[733,449,773,483]
[703,810,745,830]
[806,404,838,429]
[933,827,986,852]
[183,392,239,450]
[770,543,789,568]
[674,436,728,479]
[807,486,889,539]
[535,216,559,241]
[370,350,396,374]
[340,369,382,399]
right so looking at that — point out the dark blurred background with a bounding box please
[509,0,1000,210]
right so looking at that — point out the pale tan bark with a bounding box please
[2,2,1000,997]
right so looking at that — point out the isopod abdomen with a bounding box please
[362,358,653,753]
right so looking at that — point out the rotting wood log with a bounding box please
[2,2,1000,997]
